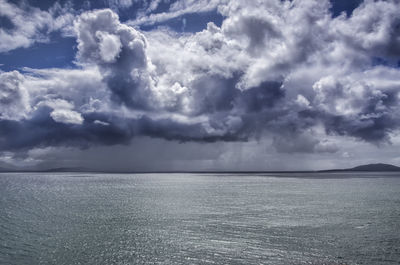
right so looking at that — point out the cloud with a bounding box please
[106,0,133,10]
[333,0,400,59]
[272,130,339,154]
[1,0,400,158]
[75,9,153,109]
[96,31,122,62]
[0,0,75,52]
[0,71,30,120]
[312,67,400,142]
[50,109,84,125]
[41,99,84,125]
[129,0,223,27]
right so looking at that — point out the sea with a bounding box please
[0,172,399,265]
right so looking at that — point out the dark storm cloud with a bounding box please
[238,81,285,112]
[0,108,133,151]
[0,106,247,152]
[1,0,400,156]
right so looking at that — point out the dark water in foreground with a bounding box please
[0,172,399,265]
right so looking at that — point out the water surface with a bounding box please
[1,172,399,264]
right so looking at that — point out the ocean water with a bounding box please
[0,172,399,265]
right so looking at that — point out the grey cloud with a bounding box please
[323,113,398,143]
[335,0,400,59]
[0,108,132,151]
[0,108,241,152]
[311,68,400,142]
[0,71,29,120]
[273,132,339,154]
[75,9,153,109]
[1,0,400,157]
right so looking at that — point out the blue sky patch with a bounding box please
[330,0,363,17]
[0,15,14,31]
[0,34,76,71]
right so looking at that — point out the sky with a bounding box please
[0,0,400,171]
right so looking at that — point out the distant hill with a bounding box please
[321,163,400,172]
[1,163,399,173]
